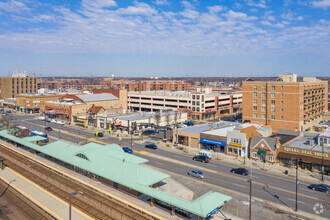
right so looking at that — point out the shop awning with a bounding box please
[200,138,226,146]
[257,150,267,155]
[277,152,330,166]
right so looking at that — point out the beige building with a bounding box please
[128,87,242,120]
[242,73,328,132]
[1,73,37,99]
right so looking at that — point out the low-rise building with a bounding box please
[250,136,278,163]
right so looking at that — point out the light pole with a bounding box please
[322,143,324,182]
[295,157,301,212]
[69,191,78,220]
[249,157,253,220]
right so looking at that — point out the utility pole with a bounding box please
[249,178,252,220]
[295,157,300,212]
[130,130,133,150]
[322,143,324,182]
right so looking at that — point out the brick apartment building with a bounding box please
[242,73,328,132]
[1,73,37,99]
[101,79,191,92]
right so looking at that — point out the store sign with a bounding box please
[200,138,226,146]
[283,147,328,158]
[230,142,241,147]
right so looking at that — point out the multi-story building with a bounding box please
[242,73,328,132]
[102,79,192,92]
[0,73,37,99]
[128,87,242,120]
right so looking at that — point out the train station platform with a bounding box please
[0,167,91,220]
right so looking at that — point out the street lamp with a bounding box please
[69,191,78,220]
[322,143,324,182]
[295,157,301,212]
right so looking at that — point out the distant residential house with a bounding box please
[250,136,278,163]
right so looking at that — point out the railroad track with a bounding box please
[0,178,56,220]
[0,143,155,220]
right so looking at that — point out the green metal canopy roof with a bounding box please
[257,150,267,155]
[0,130,232,217]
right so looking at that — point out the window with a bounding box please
[281,86,283,89]
[281,115,283,119]
[271,100,275,105]
[262,99,266,105]
[253,92,257,97]
[262,92,266,97]
[262,114,266,119]
[281,100,284,104]
[253,99,257,104]
[252,152,258,159]
[281,93,283,97]
[253,106,257,111]
[271,85,275,90]
[253,85,257,90]
[76,153,89,161]
[262,107,266,112]
[262,85,266,90]
[267,155,274,162]
[281,108,283,111]
[271,115,275,120]
[271,107,275,112]
[253,113,257,118]
[271,93,275,98]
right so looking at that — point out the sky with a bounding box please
[0,0,329,77]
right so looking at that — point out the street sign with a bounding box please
[207,206,220,217]
[119,136,122,141]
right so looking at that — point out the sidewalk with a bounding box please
[0,167,90,220]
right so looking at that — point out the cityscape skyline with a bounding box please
[0,0,329,77]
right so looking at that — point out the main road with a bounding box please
[11,114,330,218]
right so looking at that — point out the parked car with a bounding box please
[46,118,52,122]
[45,127,53,131]
[166,126,172,131]
[122,147,133,154]
[184,121,194,126]
[51,119,57,123]
[94,132,104,137]
[196,150,212,159]
[308,184,330,193]
[192,155,209,163]
[187,169,205,179]
[7,110,12,113]
[143,130,156,135]
[55,120,65,125]
[145,144,157,149]
[38,116,45,121]
[231,168,249,176]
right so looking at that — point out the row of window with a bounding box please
[253,113,279,120]
[253,106,284,112]
[253,85,284,90]
[253,99,279,105]
[230,138,242,144]
[253,92,284,98]
[251,152,275,162]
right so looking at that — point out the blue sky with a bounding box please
[0,0,329,77]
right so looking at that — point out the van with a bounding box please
[196,150,212,159]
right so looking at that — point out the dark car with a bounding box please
[192,155,209,163]
[122,147,133,154]
[166,126,172,131]
[94,132,104,137]
[45,127,53,131]
[145,144,157,149]
[231,168,249,176]
[143,130,156,135]
[308,184,330,193]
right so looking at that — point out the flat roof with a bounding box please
[115,112,155,121]
[202,123,261,137]
[77,93,118,102]
[319,127,330,138]
[0,130,232,217]
[284,132,330,153]
[179,121,238,134]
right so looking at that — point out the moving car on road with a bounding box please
[187,169,205,179]
[38,116,46,120]
[184,121,194,126]
[145,144,157,149]
[143,130,156,135]
[55,120,65,125]
[51,119,57,123]
[307,184,329,193]
[231,168,249,176]
[122,147,133,154]
[94,132,104,137]
[45,127,53,131]
[192,155,209,163]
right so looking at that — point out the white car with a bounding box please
[38,116,45,121]
[51,119,57,123]
[56,120,65,125]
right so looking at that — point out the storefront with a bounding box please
[277,146,330,172]
[200,138,226,153]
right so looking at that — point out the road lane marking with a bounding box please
[233,183,246,188]
[139,151,149,155]
[288,198,305,204]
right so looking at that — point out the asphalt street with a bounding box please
[11,114,330,218]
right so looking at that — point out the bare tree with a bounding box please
[0,114,16,129]
[165,113,171,126]
[174,111,180,125]
[153,112,161,127]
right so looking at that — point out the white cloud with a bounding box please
[117,2,157,16]
[180,9,199,19]
[153,0,169,5]
[208,5,225,13]
[0,0,29,13]
[312,0,330,8]
[245,0,266,8]
[82,0,117,9]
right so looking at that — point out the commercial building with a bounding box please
[93,89,128,111]
[128,87,242,120]
[277,128,330,173]
[45,93,122,122]
[1,73,37,99]
[242,73,328,132]
[101,79,191,92]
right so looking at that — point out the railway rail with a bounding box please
[0,143,157,220]
[0,178,56,220]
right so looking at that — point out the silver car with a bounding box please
[187,169,205,179]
